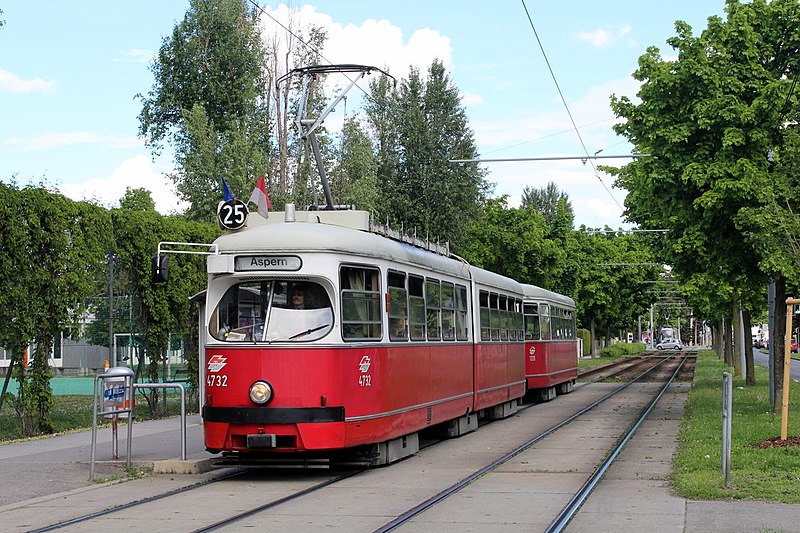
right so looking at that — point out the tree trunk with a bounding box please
[590,317,597,358]
[722,316,733,366]
[742,309,755,386]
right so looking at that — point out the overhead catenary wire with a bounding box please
[519,0,624,211]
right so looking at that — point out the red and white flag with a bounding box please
[248,175,272,218]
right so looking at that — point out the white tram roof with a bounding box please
[520,283,575,308]
[211,209,522,294]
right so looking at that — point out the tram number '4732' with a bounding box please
[358,374,372,387]
[207,374,228,387]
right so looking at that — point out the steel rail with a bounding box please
[31,469,248,532]
[545,353,689,532]
[372,353,680,533]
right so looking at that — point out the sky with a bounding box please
[0,1,728,228]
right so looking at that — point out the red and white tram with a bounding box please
[522,284,578,401]
[198,207,526,464]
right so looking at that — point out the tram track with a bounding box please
[24,352,693,533]
[369,352,690,532]
[28,467,363,533]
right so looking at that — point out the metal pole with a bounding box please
[722,372,732,488]
[126,375,133,468]
[108,253,115,367]
[90,375,100,481]
[111,414,118,460]
[637,316,641,343]
[132,383,187,460]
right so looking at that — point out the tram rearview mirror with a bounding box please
[152,255,169,283]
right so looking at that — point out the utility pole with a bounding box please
[108,252,115,367]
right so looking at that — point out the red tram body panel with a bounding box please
[198,209,527,462]
[521,284,578,394]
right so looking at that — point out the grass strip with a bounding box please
[672,349,800,502]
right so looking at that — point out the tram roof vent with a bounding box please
[369,220,450,257]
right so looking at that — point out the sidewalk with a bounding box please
[0,414,216,507]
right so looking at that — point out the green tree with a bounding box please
[0,182,36,415]
[607,0,800,395]
[521,181,574,232]
[571,230,660,354]
[110,206,218,413]
[138,0,270,221]
[366,60,490,250]
[331,117,380,213]
[0,185,111,434]
[461,196,557,285]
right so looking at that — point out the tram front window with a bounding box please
[211,280,333,342]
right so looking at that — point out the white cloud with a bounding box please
[5,131,143,151]
[575,25,632,48]
[59,155,185,215]
[0,68,57,94]
[114,48,153,63]
[466,76,641,229]
[472,75,639,150]
[461,92,484,106]
[260,5,452,80]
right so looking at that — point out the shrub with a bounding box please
[577,328,591,356]
[599,342,645,358]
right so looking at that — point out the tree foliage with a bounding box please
[138,0,270,221]
[366,60,490,250]
[109,196,218,412]
[607,0,800,392]
[0,184,111,435]
[521,181,574,232]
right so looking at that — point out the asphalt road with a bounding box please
[752,348,800,380]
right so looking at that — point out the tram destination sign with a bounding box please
[235,255,302,271]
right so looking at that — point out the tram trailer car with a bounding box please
[199,207,526,465]
[521,284,578,402]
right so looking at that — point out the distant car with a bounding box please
[656,339,683,350]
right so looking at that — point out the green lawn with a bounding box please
[0,392,194,442]
[672,349,800,503]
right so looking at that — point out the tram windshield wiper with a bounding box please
[289,324,330,340]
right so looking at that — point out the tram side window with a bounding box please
[516,299,524,340]
[388,271,408,341]
[557,308,571,340]
[499,294,509,341]
[524,303,540,340]
[479,290,490,341]
[408,275,426,340]
[490,292,500,341]
[509,298,520,341]
[555,307,566,340]
[455,284,469,340]
[540,304,551,340]
[426,279,441,340]
[341,266,381,341]
[441,282,455,341]
[566,310,576,339]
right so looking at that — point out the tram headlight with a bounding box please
[249,380,273,405]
